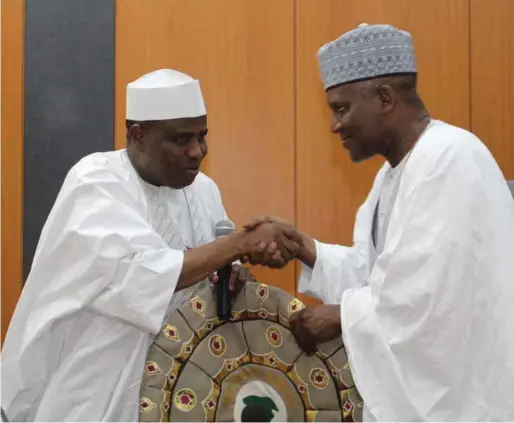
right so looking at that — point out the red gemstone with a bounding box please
[213,341,220,350]
[208,400,215,408]
[271,332,279,341]
[258,289,265,296]
[196,302,202,310]
[316,375,323,382]
[181,395,191,405]
[147,364,155,372]
[299,385,306,393]
[344,401,352,411]
[291,304,297,311]
[168,329,175,336]
[269,357,275,365]
[141,402,148,408]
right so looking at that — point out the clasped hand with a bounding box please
[209,217,299,297]
[240,216,302,268]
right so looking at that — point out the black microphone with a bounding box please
[215,220,236,322]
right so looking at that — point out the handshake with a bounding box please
[236,216,316,269]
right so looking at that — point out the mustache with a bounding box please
[337,128,352,139]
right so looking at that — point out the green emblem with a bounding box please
[241,395,278,422]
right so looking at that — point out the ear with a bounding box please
[128,124,146,150]
[376,85,397,113]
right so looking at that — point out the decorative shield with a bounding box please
[139,282,363,422]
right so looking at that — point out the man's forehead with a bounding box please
[326,80,372,104]
[161,115,208,132]
[326,83,357,103]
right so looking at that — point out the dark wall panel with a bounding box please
[24,0,115,279]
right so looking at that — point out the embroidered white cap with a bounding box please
[318,23,417,90]
[126,69,207,121]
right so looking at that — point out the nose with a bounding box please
[186,138,204,160]
[331,116,343,134]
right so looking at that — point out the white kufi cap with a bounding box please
[126,69,207,121]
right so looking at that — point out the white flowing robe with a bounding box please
[299,121,514,421]
[1,150,229,422]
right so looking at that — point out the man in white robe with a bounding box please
[0,69,301,422]
[246,24,514,421]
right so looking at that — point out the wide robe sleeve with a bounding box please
[340,134,514,421]
[297,167,387,304]
[21,164,184,337]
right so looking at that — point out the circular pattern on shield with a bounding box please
[266,326,282,348]
[174,388,196,412]
[310,368,329,390]
[208,334,226,357]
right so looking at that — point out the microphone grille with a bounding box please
[215,219,236,237]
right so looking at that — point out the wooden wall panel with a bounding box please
[1,0,24,343]
[471,0,514,179]
[115,0,296,292]
[295,0,470,304]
